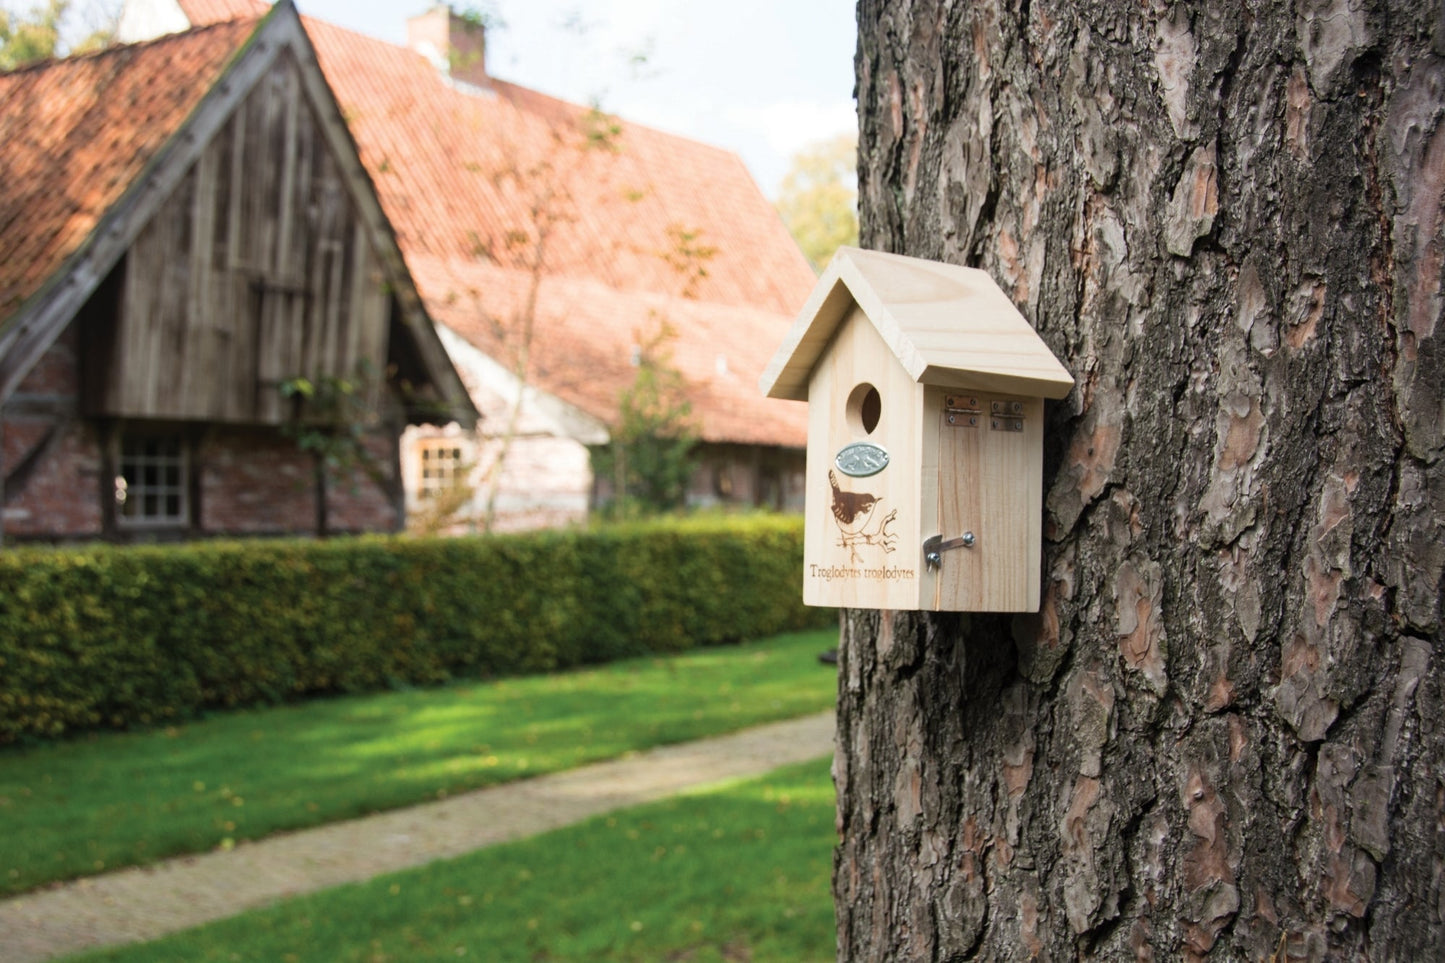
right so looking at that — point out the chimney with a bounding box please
[406,4,488,90]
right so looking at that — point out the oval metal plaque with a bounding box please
[835,441,890,478]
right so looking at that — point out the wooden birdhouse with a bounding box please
[760,248,1074,612]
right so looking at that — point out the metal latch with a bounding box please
[923,532,976,570]
[944,394,981,428]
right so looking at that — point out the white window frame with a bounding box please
[418,440,468,498]
[116,434,188,528]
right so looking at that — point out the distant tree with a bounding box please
[592,321,698,518]
[0,0,64,67]
[462,105,626,533]
[775,133,859,272]
[587,218,716,518]
[450,3,504,32]
[0,0,112,70]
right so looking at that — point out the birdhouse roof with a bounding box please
[759,247,1075,402]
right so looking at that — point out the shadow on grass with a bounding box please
[0,629,839,897]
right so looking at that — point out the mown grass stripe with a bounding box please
[75,758,838,963]
[0,628,838,897]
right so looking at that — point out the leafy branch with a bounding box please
[278,364,392,534]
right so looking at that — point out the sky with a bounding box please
[293,0,858,198]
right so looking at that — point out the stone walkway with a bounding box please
[0,711,835,963]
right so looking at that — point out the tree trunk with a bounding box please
[838,2,1445,959]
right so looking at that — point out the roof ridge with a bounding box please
[177,0,272,26]
[295,14,747,165]
[483,76,746,163]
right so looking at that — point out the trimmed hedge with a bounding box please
[0,515,830,743]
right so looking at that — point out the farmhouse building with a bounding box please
[0,4,477,541]
[119,0,814,532]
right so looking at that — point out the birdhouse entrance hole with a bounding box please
[847,383,882,435]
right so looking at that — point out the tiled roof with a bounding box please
[304,17,813,313]
[0,19,256,322]
[303,18,814,446]
[413,255,810,448]
[183,2,812,447]
[178,0,267,22]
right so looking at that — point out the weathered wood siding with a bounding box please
[103,51,389,424]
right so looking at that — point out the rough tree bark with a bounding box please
[837,1,1445,959]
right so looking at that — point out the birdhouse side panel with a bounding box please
[802,307,923,609]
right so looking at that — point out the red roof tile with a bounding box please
[177,0,267,23]
[0,19,257,322]
[413,255,809,447]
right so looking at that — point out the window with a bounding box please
[116,435,187,526]
[419,441,466,497]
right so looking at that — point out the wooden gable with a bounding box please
[94,49,392,424]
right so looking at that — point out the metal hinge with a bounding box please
[944,394,981,428]
[923,532,976,570]
[991,400,1024,432]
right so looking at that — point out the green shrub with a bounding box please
[0,516,830,743]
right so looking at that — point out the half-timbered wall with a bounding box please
[100,50,390,425]
[1,323,104,538]
[3,318,402,542]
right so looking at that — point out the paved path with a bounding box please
[0,711,835,963]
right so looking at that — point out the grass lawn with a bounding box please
[0,627,838,897]
[76,758,837,963]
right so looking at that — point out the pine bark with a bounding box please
[838,2,1445,959]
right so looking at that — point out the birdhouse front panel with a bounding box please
[922,386,1043,612]
[802,305,923,609]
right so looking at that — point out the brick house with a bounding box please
[0,3,476,542]
[121,1,815,532]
